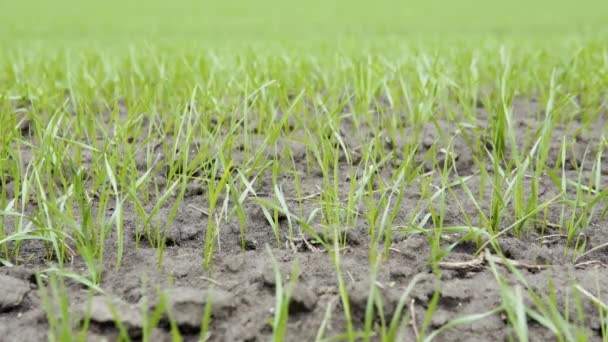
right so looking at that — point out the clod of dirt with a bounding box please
[346,280,402,322]
[410,274,439,303]
[0,274,30,312]
[163,224,200,246]
[0,265,38,284]
[86,296,143,337]
[497,237,568,266]
[149,328,173,342]
[430,308,452,328]
[225,317,261,342]
[137,207,201,246]
[258,268,316,313]
[224,254,246,273]
[289,284,317,313]
[439,279,473,307]
[392,236,430,260]
[163,287,235,330]
[347,280,371,315]
[388,262,416,280]
[260,267,277,287]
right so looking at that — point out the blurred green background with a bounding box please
[1,0,607,45]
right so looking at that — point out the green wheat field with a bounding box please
[1,0,608,341]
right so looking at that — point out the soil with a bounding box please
[1,97,607,341]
